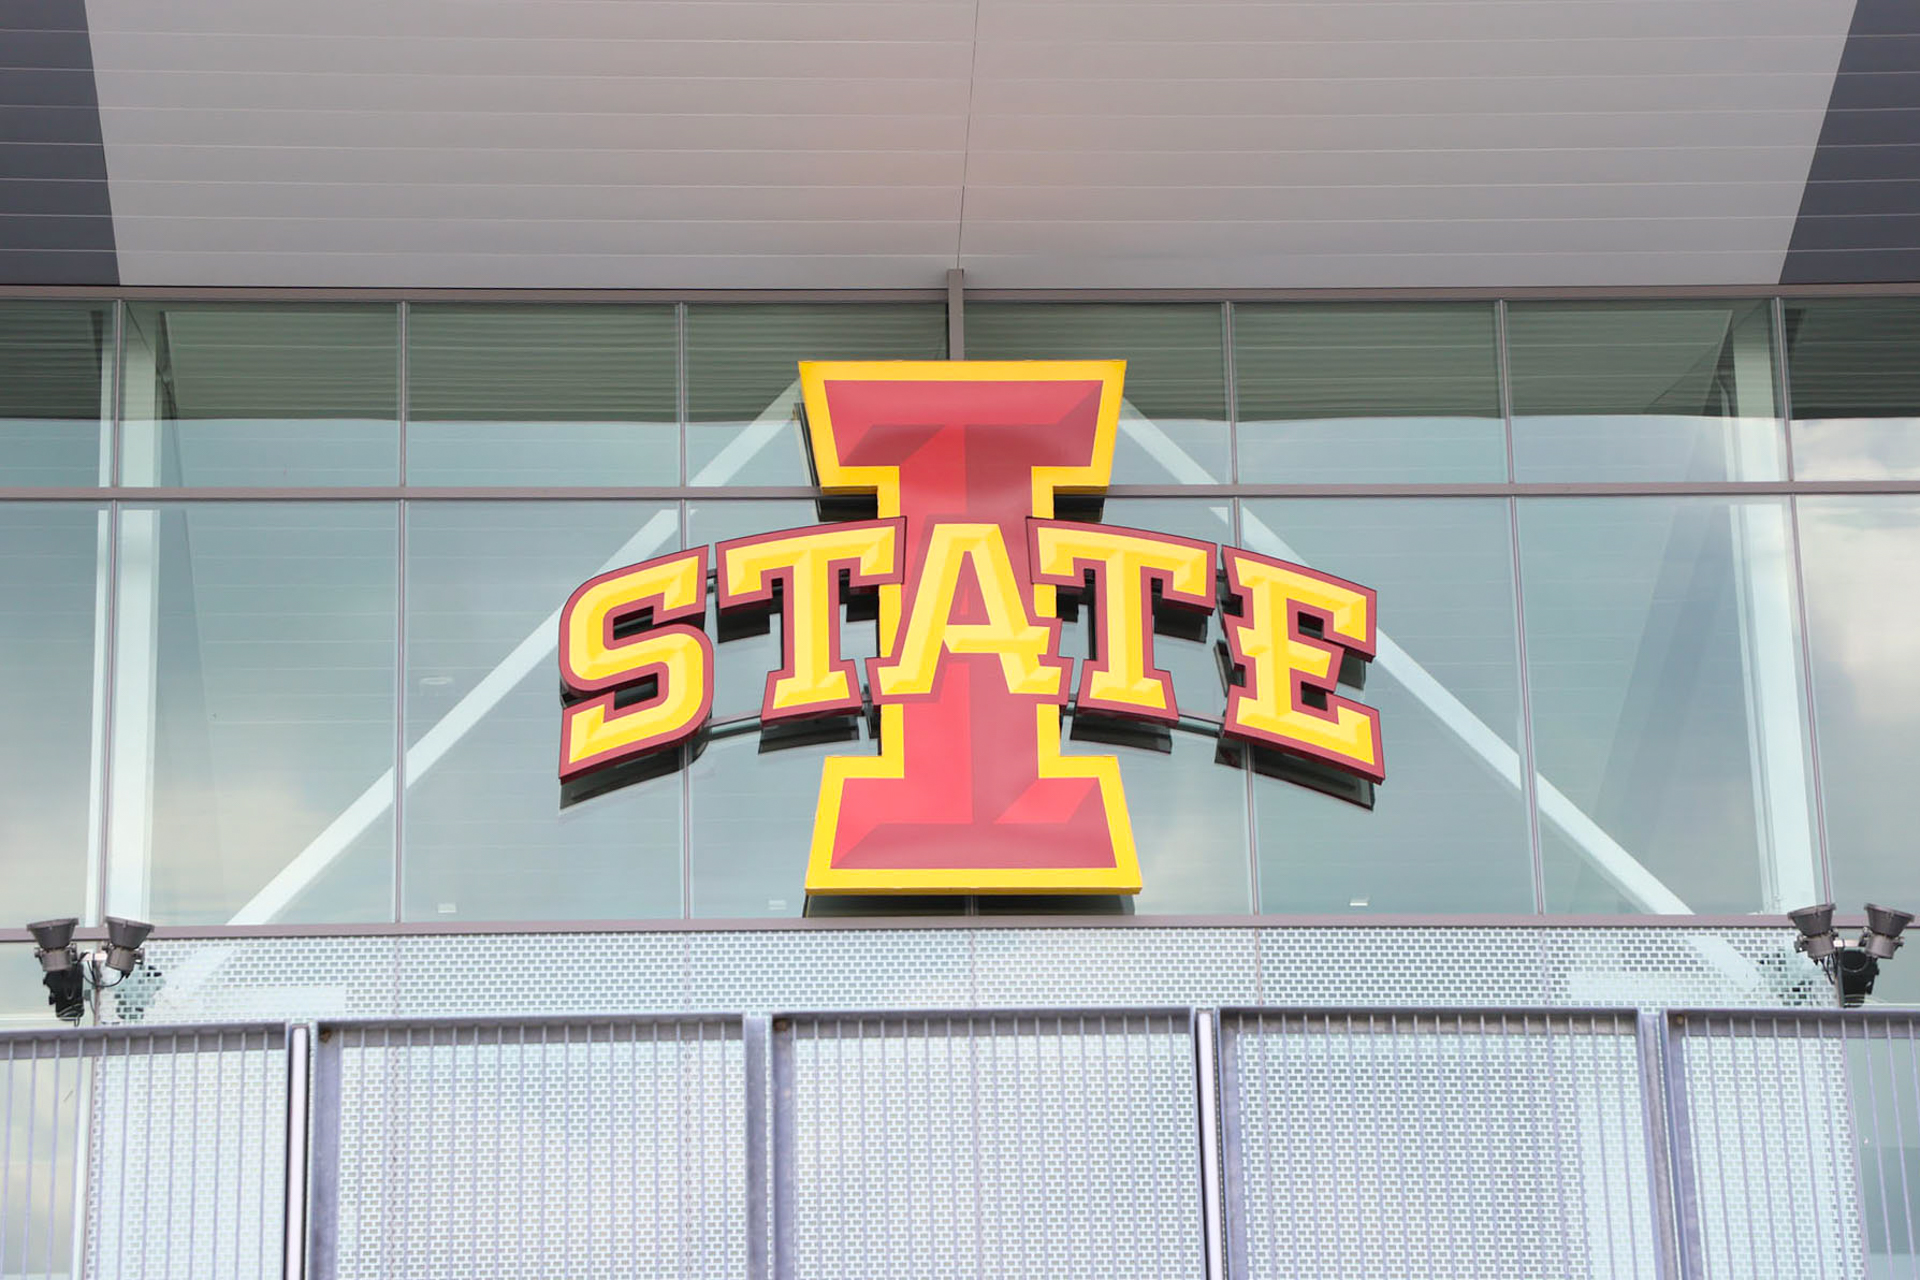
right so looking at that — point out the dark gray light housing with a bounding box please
[1862,904,1915,961]
[27,918,79,971]
[102,916,153,976]
[1789,903,1839,961]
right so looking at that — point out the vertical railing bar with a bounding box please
[770,1016,796,1280]
[695,1019,708,1273]
[1590,1019,1621,1279]
[744,1015,771,1280]
[1885,1018,1918,1276]
[400,1025,413,1266]
[1817,1017,1860,1272]
[567,1022,579,1277]
[1612,1017,1635,1276]
[1360,1013,1388,1277]
[1861,1016,1899,1277]
[304,1028,341,1280]
[1712,1024,1746,1279]
[652,1021,664,1271]
[124,1030,138,1280]
[460,1022,473,1279]
[1905,1018,1920,1279]
[1635,1012,1683,1280]
[1794,1017,1827,1275]
[282,1026,310,1280]
[1214,1014,1248,1280]
[187,1031,202,1277]
[43,1037,60,1280]
[211,1033,229,1278]
[21,1043,37,1278]
[1769,1018,1798,1275]
[491,1023,504,1278]
[1193,1010,1226,1280]
[945,1014,962,1278]
[1537,1011,1572,1275]
[1,1039,15,1276]
[536,1023,549,1266]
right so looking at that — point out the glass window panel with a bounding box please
[964,303,1229,483]
[1038,498,1249,914]
[1798,498,1920,911]
[687,724,965,918]
[111,504,397,924]
[1234,302,1504,483]
[0,505,104,921]
[407,305,678,486]
[685,304,947,486]
[683,500,952,917]
[1518,497,1818,914]
[0,302,112,486]
[121,303,399,486]
[1783,298,1920,479]
[1509,300,1783,482]
[1241,499,1534,914]
[403,501,683,923]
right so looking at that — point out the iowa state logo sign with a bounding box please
[558,361,1384,895]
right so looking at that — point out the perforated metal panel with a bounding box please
[777,1011,1203,1279]
[103,925,1829,1026]
[1668,1012,1876,1278]
[313,1017,746,1280]
[1219,1010,1663,1279]
[0,1025,286,1280]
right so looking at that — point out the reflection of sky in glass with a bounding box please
[1800,499,1920,910]
[1793,418,1920,480]
[403,502,682,923]
[1520,498,1812,914]
[129,504,397,924]
[1241,499,1533,914]
[0,506,101,922]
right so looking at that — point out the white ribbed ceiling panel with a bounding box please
[82,0,1858,289]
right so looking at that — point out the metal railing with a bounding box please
[0,1024,289,1280]
[10,1007,1920,1279]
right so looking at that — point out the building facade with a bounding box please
[7,1,1920,1277]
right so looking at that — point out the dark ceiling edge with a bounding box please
[1783,0,1920,285]
[0,0,117,285]
[6,284,1920,304]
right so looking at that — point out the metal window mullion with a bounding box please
[391,302,409,925]
[1774,296,1797,483]
[1505,493,1547,914]
[1784,491,1836,905]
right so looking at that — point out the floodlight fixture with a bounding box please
[1789,903,1839,961]
[102,916,152,976]
[1862,904,1914,961]
[1791,901,1916,1007]
[21,916,155,1023]
[27,917,79,970]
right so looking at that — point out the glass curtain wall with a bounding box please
[0,295,1910,926]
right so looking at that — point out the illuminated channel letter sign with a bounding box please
[558,361,1385,896]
